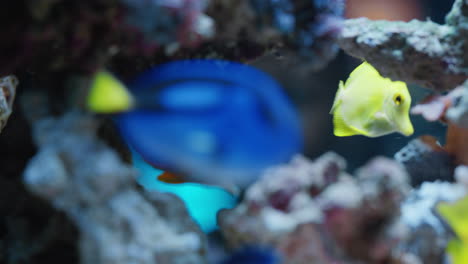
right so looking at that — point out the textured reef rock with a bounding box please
[454,164,468,186]
[394,136,455,186]
[219,152,468,263]
[400,181,466,264]
[338,0,468,91]
[0,76,18,133]
[0,0,346,78]
[0,0,212,76]
[447,80,468,128]
[249,0,345,70]
[120,0,213,48]
[199,0,345,70]
[22,112,207,264]
[219,152,414,264]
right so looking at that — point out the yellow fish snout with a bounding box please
[395,115,414,136]
[399,123,414,136]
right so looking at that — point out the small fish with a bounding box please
[330,61,414,137]
[87,59,303,189]
[436,195,468,264]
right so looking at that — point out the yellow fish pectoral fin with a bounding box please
[333,110,366,137]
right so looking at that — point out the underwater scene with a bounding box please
[1,0,468,263]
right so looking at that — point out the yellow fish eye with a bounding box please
[394,94,403,105]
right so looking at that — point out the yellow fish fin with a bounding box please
[437,195,468,240]
[437,196,468,264]
[446,239,468,264]
[330,80,345,114]
[345,61,379,86]
[333,109,365,136]
[87,71,135,113]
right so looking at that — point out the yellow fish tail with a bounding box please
[87,71,135,113]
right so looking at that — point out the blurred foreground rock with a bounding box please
[23,112,207,264]
[400,181,466,264]
[219,152,415,264]
[219,151,468,264]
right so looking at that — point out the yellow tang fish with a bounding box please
[330,62,414,137]
[437,195,468,264]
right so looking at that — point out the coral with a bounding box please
[201,0,345,70]
[0,76,18,133]
[218,152,412,264]
[22,111,207,264]
[0,0,211,76]
[0,105,79,264]
[400,181,466,264]
[410,87,463,122]
[394,136,455,186]
[120,0,213,48]
[0,0,122,75]
[338,0,468,91]
[447,80,468,128]
[454,165,468,186]
[251,0,345,70]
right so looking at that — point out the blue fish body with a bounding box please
[117,59,302,187]
[221,247,281,264]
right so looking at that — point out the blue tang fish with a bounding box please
[87,59,303,190]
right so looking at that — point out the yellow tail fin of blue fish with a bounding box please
[87,71,135,113]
